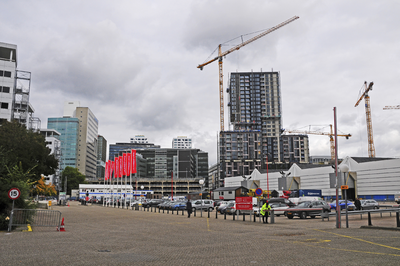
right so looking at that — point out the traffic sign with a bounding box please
[8,188,21,200]
[255,188,263,196]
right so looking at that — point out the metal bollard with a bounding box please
[177,209,178,215]
[233,213,235,221]
[368,212,372,226]
[224,212,226,220]
[163,208,165,213]
[182,209,184,216]
[216,210,218,219]
[397,211,400,227]
[270,210,275,224]
[194,209,196,217]
[253,213,256,222]
[172,209,174,215]
[243,213,245,221]
[167,209,169,214]
[208,209,210,218]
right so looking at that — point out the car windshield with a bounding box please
[298,202,311,207]
[227,203,234,207]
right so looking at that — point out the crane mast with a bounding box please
[284,125,351,161]
[355,81,375,158]
[198,16,299,131]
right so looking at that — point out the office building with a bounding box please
[96,135,107,180]
[130,135,148,144]
[172,136,192,149]
[109,141,160,161]
[48,102,98,181]
[0,42,38,129]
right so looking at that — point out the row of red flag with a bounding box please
[104,150,137,180]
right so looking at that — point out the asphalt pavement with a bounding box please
[1,201,400,266]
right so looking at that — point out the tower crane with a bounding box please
[355,81,375,157]
[197,16,299,131]
[284,125,351,161]
[383,105,400,110]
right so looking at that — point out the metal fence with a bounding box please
[8,209,62,232]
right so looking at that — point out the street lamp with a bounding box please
[171,170,174,201]
[265,152,270,199]
[199,179,204,217]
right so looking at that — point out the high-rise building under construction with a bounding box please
[219,71,309,180]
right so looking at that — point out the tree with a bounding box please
[31,176,57,197]
[0,121,58,182]
[61,167,87,195]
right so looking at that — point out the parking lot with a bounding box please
[1,201,400,265]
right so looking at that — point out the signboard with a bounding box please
[59,192,66,201]
[255,188,263,196]
[8,188,21,200]
[236,197,253,211]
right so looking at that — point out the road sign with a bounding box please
[236,197,253,211]
[255,188,263,196]
[8,188,21,200]
[341,185,349,190]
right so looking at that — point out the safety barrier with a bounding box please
[8,209,62,232]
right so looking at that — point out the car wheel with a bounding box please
[374,206,378,209]
[276,215,280,217]
[208,207,213,212]
[192,207,196,212]
[287,214,293,219]
[310,216,316,219]
[299,212,307,219]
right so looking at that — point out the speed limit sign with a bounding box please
[8,188,21,200]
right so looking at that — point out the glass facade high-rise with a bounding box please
[47,117,79,171]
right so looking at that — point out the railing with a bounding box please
[8,209,62,232]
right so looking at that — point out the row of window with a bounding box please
[0,70,12,78]
[1,102,8,109]
[0,86,10,93]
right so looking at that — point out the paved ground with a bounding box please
[1,201,400,266]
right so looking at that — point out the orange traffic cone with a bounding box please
[68,202,70,207]
[57,217,66,232]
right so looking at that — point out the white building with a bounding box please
[172,136,192,149]
[0,42,17,123]
[224,157,400,201]
[40,129,62,189]
[131,135,148,144]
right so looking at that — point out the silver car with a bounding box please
[360,199,379,210]
[192,200,214,212]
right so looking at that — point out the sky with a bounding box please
[2,0,400,166]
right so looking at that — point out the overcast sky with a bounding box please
[2,0,399,165]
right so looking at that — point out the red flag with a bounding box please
[119,155,123,178]
[131,149,137,174]
[110,160,114,178]
[127,153,131,175]
[115,157,119,178]
[123,153,127,176]
[105,161,109,181]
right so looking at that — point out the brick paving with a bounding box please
[1,201,400,265]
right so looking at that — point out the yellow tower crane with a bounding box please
[355,81,375,157]
[284,125,351,162]
[197,16,299,131]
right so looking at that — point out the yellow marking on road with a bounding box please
[207,218,211,231]
[270,238,400,257]
[315,229,400,251]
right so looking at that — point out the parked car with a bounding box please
[142,199,163,208]
[254,203,290,217]
[191,200,214,212]
[360,199,379,210]
[286,201,331,219]
[68,197,77,201]
[171,202,187,210]
[330,200,356,211]
[219,202,233,214]
[266,198,296,207]
[158,200,172,210]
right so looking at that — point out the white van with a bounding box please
[395,192,400,204]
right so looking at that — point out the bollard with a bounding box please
[233,212,235,221]
[182,209,184,216]
[167,209,169,214]
[270,210,275,224]
[163,208,165,214]
[253,213,256,222]
[397,211,400,227]
[208,209,210,218]
[172,209,174,215]
[177,209,178,215]
[216,210,218,219]
[158,207,160,213]
[151,207,153,212]
[194,209,196,217]
[368,212,372,226]
[224,212,226,220]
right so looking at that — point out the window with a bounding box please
[0,86,10,93]
[1,102,8,109]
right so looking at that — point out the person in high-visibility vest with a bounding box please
[260,201,272,224]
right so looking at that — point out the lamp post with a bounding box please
[265,152,270,199]
[199,179,204,217]
[339,164,350,228]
